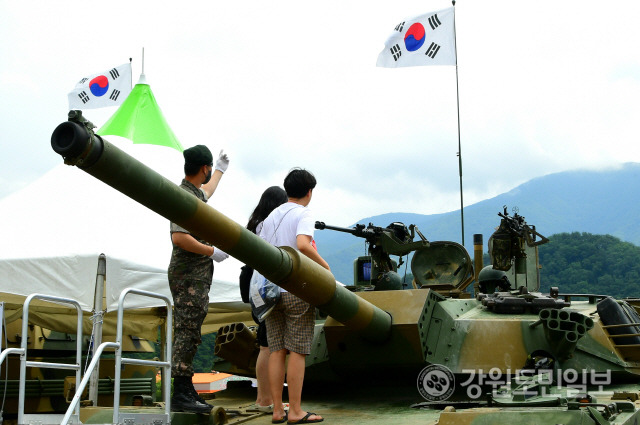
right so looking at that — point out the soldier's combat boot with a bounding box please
[171,376,213,414]
[188,380,210,405]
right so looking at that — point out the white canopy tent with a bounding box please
[0,136,250,336]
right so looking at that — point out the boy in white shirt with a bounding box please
[261,168,328,424]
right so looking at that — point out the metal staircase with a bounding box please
[1,288,173,425]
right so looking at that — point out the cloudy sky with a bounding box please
[1,0,639,228]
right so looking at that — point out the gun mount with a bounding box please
[489,205,549,272]
[316,221,475,296]
[315,221,429,290]
[487,206,549,292]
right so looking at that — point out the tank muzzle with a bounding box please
[51,120,90,158]
[51,111,103,167]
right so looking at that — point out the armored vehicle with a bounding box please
[47,110,640,424]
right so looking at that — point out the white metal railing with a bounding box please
[1,289,172,425]
[19,294,83,425]
[61,287,173,425]
[60,341,119,425]
[0,347,24,367]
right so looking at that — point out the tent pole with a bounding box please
[160,321,167,402]
[0,302,4,349]
[88,254,106,405]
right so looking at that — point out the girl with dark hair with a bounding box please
[241,185,288,413]
[247,186,289,234]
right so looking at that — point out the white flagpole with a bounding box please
[452,1,464,246]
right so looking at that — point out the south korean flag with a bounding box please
[68,63,132,109]
[376,7,456,68]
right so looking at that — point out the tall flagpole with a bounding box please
[452,0,464,246]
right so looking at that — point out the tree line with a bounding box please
[538,232,640,298]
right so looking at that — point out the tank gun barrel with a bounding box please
[51,111,391,342]
[315,221,353,233]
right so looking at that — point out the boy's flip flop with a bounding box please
[287,412,324,424]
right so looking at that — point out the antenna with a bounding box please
[137,47,147,84]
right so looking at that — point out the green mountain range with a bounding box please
[315,163,640,284]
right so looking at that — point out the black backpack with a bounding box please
[239,265,253,303]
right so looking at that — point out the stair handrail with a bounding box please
[113,287,173,424]
[19,294,83,425]
[61,341,120,425]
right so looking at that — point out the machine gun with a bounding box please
[489,206,549,273]
[315,221,429,290]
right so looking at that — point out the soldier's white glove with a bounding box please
[215,150,229,173]
[211,248,229,262]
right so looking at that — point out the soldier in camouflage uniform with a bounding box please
[168,145,230,413]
